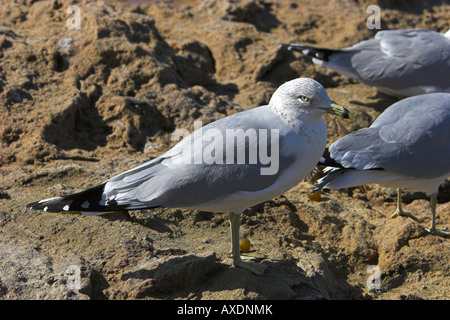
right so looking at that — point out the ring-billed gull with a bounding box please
[314,93,450,237]
[27,78,352,275]
[280,29,450,97]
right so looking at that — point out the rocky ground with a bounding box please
[0,0,449,300]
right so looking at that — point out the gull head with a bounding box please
[269,78,352,123]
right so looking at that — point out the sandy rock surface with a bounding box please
[0,0,449,300]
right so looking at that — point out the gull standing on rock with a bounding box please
[27,78,351,275]
[315,93,450,237]
[281,29,450,97]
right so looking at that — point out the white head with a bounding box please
[445,29,450,39]
[269,78,351,124]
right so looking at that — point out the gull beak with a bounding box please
[322,103,353,120]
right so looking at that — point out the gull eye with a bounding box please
[298,95,310,102]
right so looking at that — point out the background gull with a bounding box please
[315,93,450,237]
[27,78,351,275]
[280,29,450,97]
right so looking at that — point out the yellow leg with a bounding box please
[390,188,419,221]
[425,194,449,237]
[228,212,267,275]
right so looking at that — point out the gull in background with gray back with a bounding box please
[315,93,450,237]
[27,78,352,275]
[280,29,450,97]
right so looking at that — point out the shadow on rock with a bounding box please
[118,252,365,300]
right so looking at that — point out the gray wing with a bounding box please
[103,106,295,208]
[329,93,450,179]
[349,29,450,90]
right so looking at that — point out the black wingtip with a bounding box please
[26,183,126,213]
[26,201,37,209]
[312,148,346,193]
[318,148,344,168]
[313,167,347,193]
[26,196,71,212]
[279,43,338,62]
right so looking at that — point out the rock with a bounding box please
[0,0,449,301]
[120,253,225,299]
[0,244,92,299]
